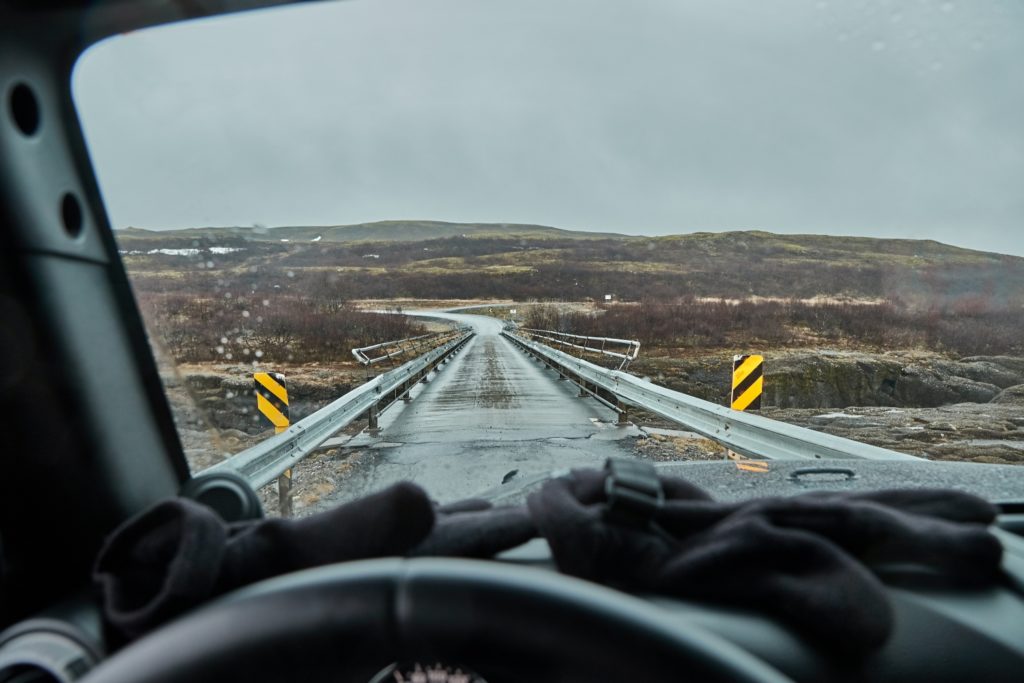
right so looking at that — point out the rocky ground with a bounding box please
[629,395,1024,466]
[633,430,729,462]
[763,393,1024,465]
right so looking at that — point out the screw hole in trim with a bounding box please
[60,193,83,238]
[9,82,40,136]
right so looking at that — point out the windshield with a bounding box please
[72,0,1024,515]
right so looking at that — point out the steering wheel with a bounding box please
[82,558,794,683]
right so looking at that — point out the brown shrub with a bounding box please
[526,299,1024,356]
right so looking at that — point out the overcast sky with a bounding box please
[73,0,1023,255]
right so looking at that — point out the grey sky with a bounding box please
[73,0,1024,255]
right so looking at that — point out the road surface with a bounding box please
[316,312,638,506]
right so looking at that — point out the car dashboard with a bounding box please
[495,526,1024,682]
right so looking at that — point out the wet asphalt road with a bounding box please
[317,312,639,506]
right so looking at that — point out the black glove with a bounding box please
[94,482,434,641]
[527,467,1002,657]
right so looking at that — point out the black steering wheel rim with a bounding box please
[83,557,794,683]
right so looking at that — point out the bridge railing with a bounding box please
[502,328,920,462]
[352,326,472,366]
[513,326,641,370]
[207,330,474,493]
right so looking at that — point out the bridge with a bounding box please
[208,310,919,514]
[318,313,641,507]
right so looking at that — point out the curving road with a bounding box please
[316,312,639,506]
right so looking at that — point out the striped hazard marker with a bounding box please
[254,371,294,515]
[254,371,289,433]
[731,354,764,412]
[727,355,764,463]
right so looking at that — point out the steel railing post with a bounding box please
[367,402,381,434]
[278,469,293,517]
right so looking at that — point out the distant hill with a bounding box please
[118,220,628,243]
[116,222,1024,308]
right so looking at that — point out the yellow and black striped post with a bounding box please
[254,372,289,432]
[731,354,764,412]
[254,372,293,516]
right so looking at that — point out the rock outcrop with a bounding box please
[763,402,1024,466]
[992,384,1024,405]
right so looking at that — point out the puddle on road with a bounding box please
[434,336,517,409]
[477,337,515,408]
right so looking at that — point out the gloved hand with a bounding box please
[95,482,433,642]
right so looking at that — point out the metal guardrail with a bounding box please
[209,330,474,489]
[516,327,641,370]
[503,329,921,462]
